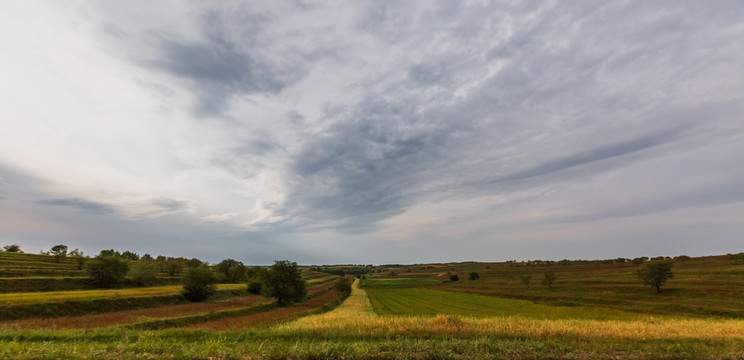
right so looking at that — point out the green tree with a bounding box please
[50,244,68,262]
[637,261,674,293]
[449,274,459,282]
[85,256,129,287]
[165,258,185,276]
[631,257,649,266]
[121,251,140,261]
[520,275,532,287]
[129,261,159,286]
[69,249,85,270]
[3,244,21,252]
[216,259,246,283]
[182,266,217,301]
[468,272,480,280]
[542,271,556,288]
[247,281,262,295]
[261,260,307,306]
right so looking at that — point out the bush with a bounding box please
[247,281,263,295]
[468,272,480,280]
[261,260,306,306]
[182,266,216,302]
[85,256,129,288]
[333,277,352,295]
[129,261,159,286]
[520,275,532,287]
[449,274,459,282]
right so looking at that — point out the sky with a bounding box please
[1,1,743,265]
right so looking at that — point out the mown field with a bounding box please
[1,252,743,358]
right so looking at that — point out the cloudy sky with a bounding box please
[1,1,743,265]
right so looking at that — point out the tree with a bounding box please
[542,271,556,288]
[182,266,217,301]
[50,244,68,263]
[69,249,85,270]
[520,275,532,287]
[216,259,246,283]
[468,272,480,280]
[637,261,673,293]
[247,281,262,295]
[3,244,21,252]
[261,260,307,306]
[129,261,159,286]
[165,258,185,276]
[85,256,129,287]
[449,274,459,282]
[121,251,140,261]
[631,257,649,266]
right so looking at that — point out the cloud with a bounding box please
[35,198,115,215]
[201,212,238,223]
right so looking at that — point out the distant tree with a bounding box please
[182,266,217,301]
[637,261,674,293]
[121,251,140,261]
[3,244,21,252]
[141,253,153,261]
[216,259,246,283]
[631,257,649,266]
[69,249,85,270]
[129,261,159,286]
[449,274,459,282]
[187,258,203,268]
[85,255,129,288]
[50,244,68,262]
[674,255,690,263]
[520,275,532,287]
[615,258,630,264]
[468,272,480,280]
[726,253,744,264]
[542,272,556,288]
[165,258,185,276]
[261,260,307,306]
[99,249,120,257]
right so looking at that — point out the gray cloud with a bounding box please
[36,198,115,215]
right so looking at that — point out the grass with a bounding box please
[367,288,644,320]
[0,283,245,305]
[360,278,442,288]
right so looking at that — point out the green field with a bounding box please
[367,288,644,320]
[360,278,442,288]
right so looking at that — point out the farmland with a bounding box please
[1,251,744,358]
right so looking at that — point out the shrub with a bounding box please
[85,256,129,288]
[520,275,532,287]
[631,257,649,266]
[261,260,307,306]
[468,272,480,280]
[182,266,217,302]
[542,272,556,288]
[247,281,262,295]
[637,261,674,293]
[333,277,352,295]
[129,261,159,286]
[449,274,459,282]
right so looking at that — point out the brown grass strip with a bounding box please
[0,295,266,330]
[186,290,340,330]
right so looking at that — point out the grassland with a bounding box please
[1,253,743,358]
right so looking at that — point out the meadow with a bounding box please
[1,251,743,358]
